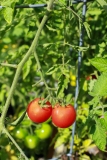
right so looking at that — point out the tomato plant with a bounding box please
[35,123,53,140]
[52,104,76,128]
[13,127,28,140]
[26,98,52,123]
[24,134,39,149]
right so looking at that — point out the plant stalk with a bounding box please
[4,128,29,160]
[0,0,55,125]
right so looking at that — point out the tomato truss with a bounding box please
[0,0,87,159]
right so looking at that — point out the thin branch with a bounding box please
[0,0,55,129]
[0,63,17,68]
[4,128,29,160]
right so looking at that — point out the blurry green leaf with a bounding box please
[1,0,18,7]
[99,112,107,131]
[46,65,59,75]
[0,148,8,159]
[89,72,107,97]
[2,37,11,43]
[10,111,26,126]
[46,25,57,32]
[65,94,72,104]
[82,139,92,148]
[82,80,88,91]
[83,22,91,39]
[88,96,99,108]
[22,58,32,79]
[87,8,102,15]
[96,0,107,12]
[3,7,13,24]
[57,75,69,98]
[54,136,67,148]
[80,154,91,160]
[12,27,23,37]
[43,43,53,48]
[92,120,106,151]
[90,57,107,72]
[88,79,97,92]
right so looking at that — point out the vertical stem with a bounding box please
[68,0,87,158]
[0,0,55,126]
[0,0,55,159]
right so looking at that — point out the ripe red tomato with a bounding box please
[86,75,97,80]
[26,98,52,123]
[35,123,53,140]
[52,104,76,128]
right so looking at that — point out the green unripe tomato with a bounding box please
[35,123,53,140]
[13,127,28,140]
[24,135,39,149]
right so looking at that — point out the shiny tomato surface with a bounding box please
[27,98,52,123]
[52,104,76,128]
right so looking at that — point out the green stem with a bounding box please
[34,51,52,97]
[4,128,29,160]
[0,0,55,125]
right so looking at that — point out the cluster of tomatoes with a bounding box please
[13,122,52,150]
[27,98,76,128]
[69,72,76,87]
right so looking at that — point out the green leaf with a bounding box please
[43,43,53,48]
[89,57,107,72]
[57,75,69,98]
[10,111,26,126]
[22,58,32,79]
[88,79,97,92]
[99,118,107,131]
[83,22,91,39]
[99,112,107,131]
[46,65,59,75]
[89,72,107,97]
[88,96,99,108]
[46,25,57,32]
[87,8,102,15]
[3,7,13,24]
[92,120,106,151]
[96,0,107,12]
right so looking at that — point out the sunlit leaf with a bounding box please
[89,72,107,97]
[83,22,91,39]
[3,7,13,24]
[92,120,106,151]
[90,57,107,72]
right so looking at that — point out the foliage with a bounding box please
[0,0,107,159]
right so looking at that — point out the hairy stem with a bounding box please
[0,0,55,125]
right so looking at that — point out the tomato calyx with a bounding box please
[38,97,52,108]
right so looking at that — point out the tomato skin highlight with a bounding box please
[52,104,76,128]
[26,98,52,123]
[13,127,28,140]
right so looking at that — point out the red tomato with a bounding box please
[26,98,52,123]
[86,75,97,80]
[52,104,76,128]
